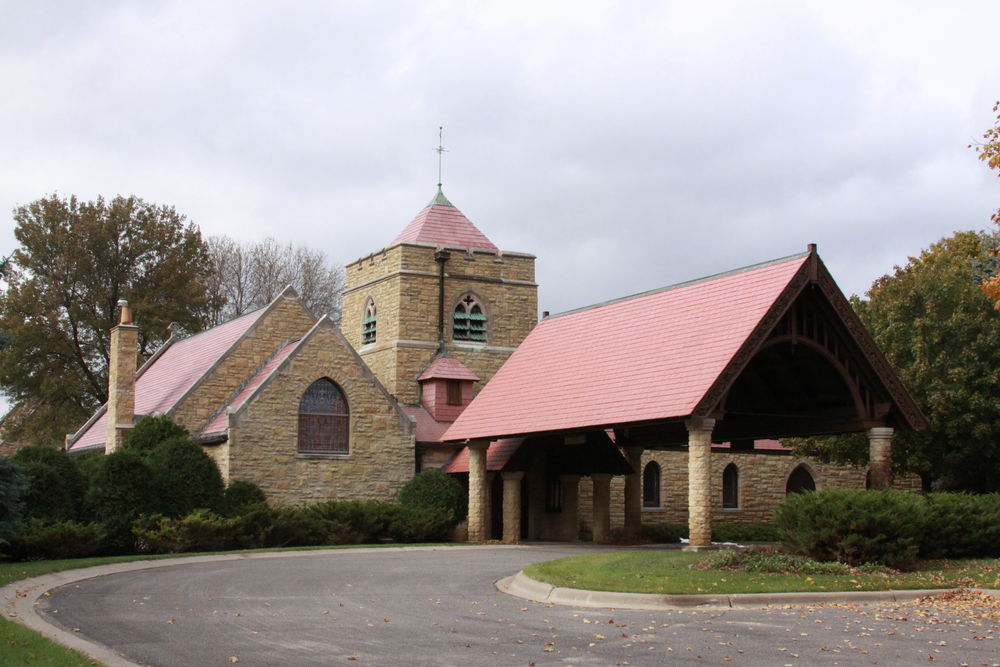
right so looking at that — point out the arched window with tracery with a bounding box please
[298,378,349,454]
[362,298,377,345]
[453,294,486,342]
[722,463,739,508]
[642,461,661,507]
[786,465,816,494]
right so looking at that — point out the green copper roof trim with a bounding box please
[427,186,455,208]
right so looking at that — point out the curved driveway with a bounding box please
[17,545,1000,666]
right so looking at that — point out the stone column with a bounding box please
[590,473,612,543]
[685,417,716,550]
[501,471,525,544]
[467,441,490,543]
[623,446,644,541]
[105,301,138,453]
[867,427,894,490]
[560,474,581,541]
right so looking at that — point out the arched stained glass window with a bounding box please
[453,294,486,342]
[298,378,349,454]
[642,461,661,507]
[722,463,739,508]
[362,299,377,345]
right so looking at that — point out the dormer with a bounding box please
[417,356,480,422]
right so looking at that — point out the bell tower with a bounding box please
[341,188,537,404]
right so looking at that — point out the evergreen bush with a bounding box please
[397,470,467,525]
[83,451,159,554]
[220,480,268,517]
[0,458,28,548]
[712,522,781,544]
[774,488,923,569]
[12,446,86,521]
[122,415,189,456]
[146,437,225,517]
[386,505,453,542]
[10,519,105,560]
[921,493,1000,558]
[640,522,685,543]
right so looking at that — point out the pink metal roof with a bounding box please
[200,339,301,435]
[68,308,268,451]
[443,438,526,473]
[391,190,498,252]
[417,356,480,382]
[443,253,810,442]
[400,405,453,443]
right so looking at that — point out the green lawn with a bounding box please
[524,550,1000,595]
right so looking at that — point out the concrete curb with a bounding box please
[498,570,1000,610]
[1,544,522,667]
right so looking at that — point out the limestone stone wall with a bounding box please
[171,295,316,435]
[343,242,537,403]
[577,449,922,533]
[226,323,415,505]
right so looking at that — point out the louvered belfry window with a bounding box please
[362,299,377,345]
[453,294,486,342]
[298,378,349,454]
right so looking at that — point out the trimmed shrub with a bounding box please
[220,480,268,517]
[308,500,397,544]
[146,437,225,517]
[263,506,332,548]
[397,470,467,525]
[12,446,86,521]
[712,522,781,544]
[386,505,453,542]
[9,519,105,560]
[640,522,685,543]
[774,488,923,569]
[921,493,1000,558]
[122,415,189,456]
[700,547,853,575]
[134,510,239,553]
[84,451,159,554]
[0,458,28,548]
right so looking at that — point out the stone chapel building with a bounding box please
[67,187,924,544]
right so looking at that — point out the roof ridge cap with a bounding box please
[545,250,811,321]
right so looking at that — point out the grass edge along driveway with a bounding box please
[523,550,1000,595]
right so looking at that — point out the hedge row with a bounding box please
[774,489,1000,569]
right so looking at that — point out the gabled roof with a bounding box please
[391,188,499,252]
[199,338,302,436]
[443,438,526,473]
[443,252,813,442]
[417,356,480,382]
[67,289,301,452]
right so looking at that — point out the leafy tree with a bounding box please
[795,231,1000,491]
[971,101,1000,308]
[0,194,219,445]
[206,236,344,325]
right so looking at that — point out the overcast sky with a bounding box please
[2,0,998,319]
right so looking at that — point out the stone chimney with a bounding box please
[105,300,138,453]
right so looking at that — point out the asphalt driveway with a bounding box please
[24,544,1000,666]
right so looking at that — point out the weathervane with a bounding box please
[434,126,447,189]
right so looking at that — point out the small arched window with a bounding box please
[298,378,349,454]
[642,461,661,508]
[453,294,486,342]
[722,463,739,508]
[362,299,377,345]
[786,465,816,494]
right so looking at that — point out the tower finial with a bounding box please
[434,125,447,191]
